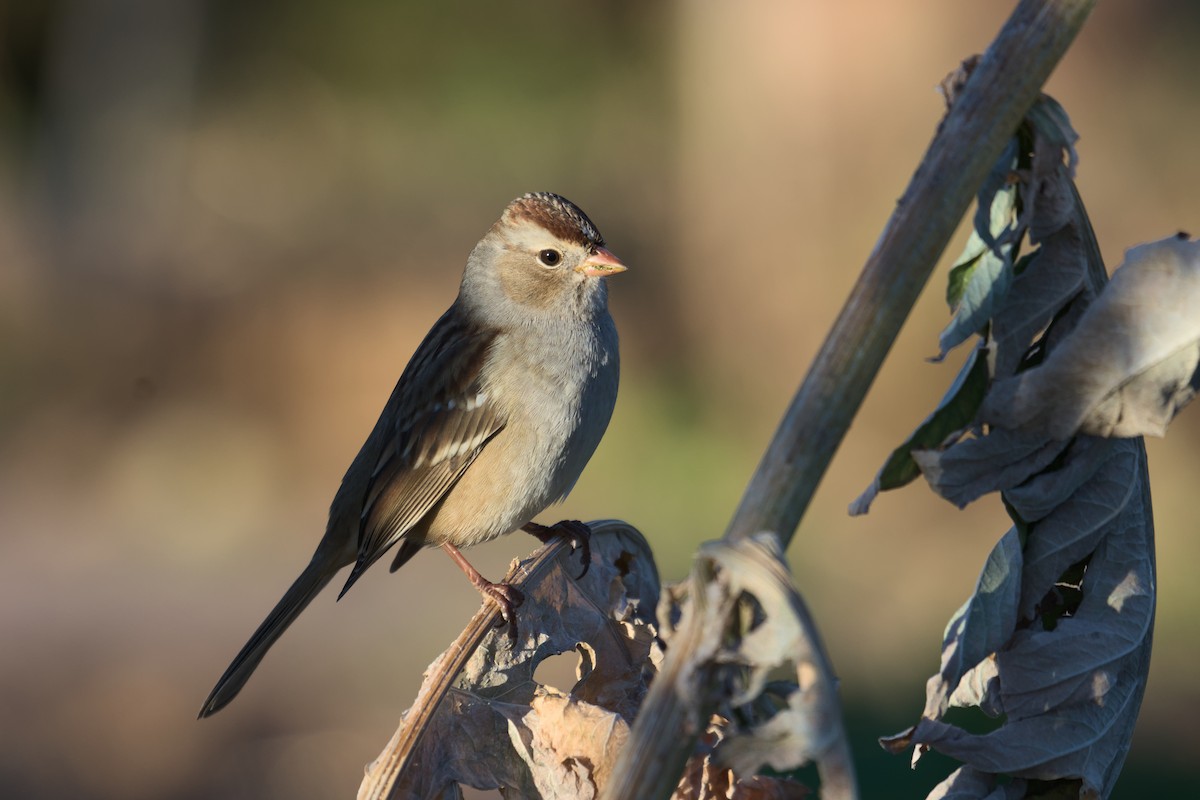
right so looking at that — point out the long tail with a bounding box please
[198,558,338,718]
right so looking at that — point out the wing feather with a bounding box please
[339,307,506,593]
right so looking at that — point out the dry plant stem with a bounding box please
[357,537,569,800]
[603,2,1097,800]
[790,594,856,799]
[726,0,1096,547]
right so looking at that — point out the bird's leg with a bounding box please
[522,520,592,578]
[441,542,524,639]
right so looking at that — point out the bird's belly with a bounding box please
[421,343,616,550]
[419,428,556,549]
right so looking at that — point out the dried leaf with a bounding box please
[731,776,812,800]
[1011,439,1138,620]
[1019,95,1080,244]
[937,141,1021,358]
[1002,436,1109,524]
[702,535,847,780]
[926,766,1028,800]
[983,235,1200,440]
[901,449,1153,797]
[506,688,631,799]
[636,533,855,796]
[921,528,1022,720]
[672,724,811,800]
[851,345,989,515]
[359,521,660,800]
[859,95,1088,511]
[910,428,1068,509]
[902,332,1154,783]
[676,763,810,800]
[990,224,1087,381]
[874,93,1157,800]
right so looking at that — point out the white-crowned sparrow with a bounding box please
[200,192,625,717]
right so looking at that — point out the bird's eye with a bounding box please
[537,249,562,267]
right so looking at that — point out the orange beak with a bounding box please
[578,247,628,277]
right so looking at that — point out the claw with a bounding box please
[480,581,525,642]
[522,519,593,579]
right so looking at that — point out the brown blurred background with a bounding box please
[1,1,1197,798]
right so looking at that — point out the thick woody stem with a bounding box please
[726,0,1096,547]
[602,2,1097,799]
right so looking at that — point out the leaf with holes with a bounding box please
[878,93,1158,800]
[358,521,661,800]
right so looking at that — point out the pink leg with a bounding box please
[441,542,524,638]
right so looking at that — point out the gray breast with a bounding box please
[550,314,620,502]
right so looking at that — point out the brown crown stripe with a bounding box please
[506,192,605,250]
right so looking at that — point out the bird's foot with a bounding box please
[441,542,524,642]
[477,580,525,641]
[522,519,592,579]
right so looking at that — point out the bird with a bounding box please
[199,192,625,718]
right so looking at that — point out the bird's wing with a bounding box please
[340,307,506,594]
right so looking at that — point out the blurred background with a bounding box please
[1,1,1197,797]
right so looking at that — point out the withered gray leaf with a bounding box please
[1003,435,1109,524]
[851,345,989,516]
[1020,95,1080,244]
[990,99,1083,379]
[990,226,1086,381]
[926,766,1027,800]
[877,94,1158,800]
[983,235,1200,440]
[1013,439,1138,620]
[904,452,1153,797]
[697,534,846,778]
[897,433,1153,799]
[646,533,852,789]
[673,728,812,800]
[937,141,1021,359]
[921,528,1021,720]
[911,428,1069,509]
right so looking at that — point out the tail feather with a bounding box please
[199,559,336,718]
[336,552,376,600]
[337,535,417,599]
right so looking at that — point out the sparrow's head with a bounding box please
[462,192,626,324]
